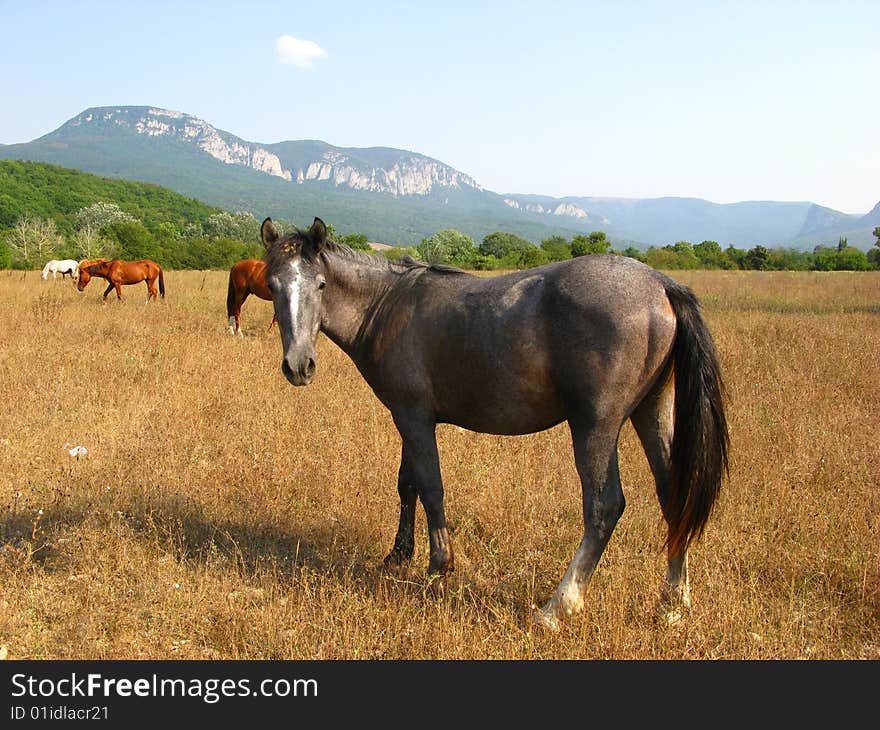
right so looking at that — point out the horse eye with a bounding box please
[318,280,326,290]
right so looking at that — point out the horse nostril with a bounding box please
[299,358,316,380]
[282,359,294,381]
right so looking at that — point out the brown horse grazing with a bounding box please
[226,258,276,335]
[77,259,165,302]
[261,217,729,629]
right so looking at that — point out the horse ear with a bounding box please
[307,217,328,255]
[261,217,280,248]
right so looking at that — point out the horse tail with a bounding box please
[662,280,729,557]
[158,267,166,299]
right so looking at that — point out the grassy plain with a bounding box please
[0,268,877,659]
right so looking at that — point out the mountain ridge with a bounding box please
[1,105,876,248]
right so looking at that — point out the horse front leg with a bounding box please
[384,448,418,570]
[102,282,115,303]
[392,414,454,586]
[533,420,624,631]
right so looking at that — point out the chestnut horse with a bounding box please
[77,259,165,302]
[226,258,276,335]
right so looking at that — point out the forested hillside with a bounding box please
[0,160,221,233]
[0,161,265,269]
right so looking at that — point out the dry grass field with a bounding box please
[0,267,877,659]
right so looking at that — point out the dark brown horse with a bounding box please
[226,258,276,335]
[77,259,165,302]
[261,217,729,629]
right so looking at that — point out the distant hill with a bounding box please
[1,105,876,248]
[0,159,221,233]
[857,200,880,227]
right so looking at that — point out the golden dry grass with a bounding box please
[0,268,877,659]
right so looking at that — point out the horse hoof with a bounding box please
[425,573,446,599]
[531,605,561,632]
[655,602,686,626]
[382,553,412,579]
[382,550,410,569]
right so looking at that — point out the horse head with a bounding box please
[76,259,105,291]
[76,266,92,291]
[261,217,328,386]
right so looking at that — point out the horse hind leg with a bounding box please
[228,292,248,336]
[534,420,625,631]
[630,379,690,624]
[226,303,241,335]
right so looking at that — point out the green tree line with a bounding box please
[6,210,877,272]
[0,204,375,271]
[388,228,880,271]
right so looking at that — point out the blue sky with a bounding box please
[1,0,877,213]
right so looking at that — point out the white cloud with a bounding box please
[276,35,327,69]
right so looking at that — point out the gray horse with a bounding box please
[261,217,728,627]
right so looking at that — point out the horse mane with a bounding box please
[81,259,111,275]
[266,228,468,276]
[324,239,469,275]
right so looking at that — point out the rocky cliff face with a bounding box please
[294,151,480,196]
[66,107,480,197]
[503,197,591,221]
[70,108,293,180]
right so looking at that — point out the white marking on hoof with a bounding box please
[557,580,585,617]
[656,602,685,625]
[531,604,561,632]
[656,584,690,626]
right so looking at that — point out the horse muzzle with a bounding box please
[281,354,316,386]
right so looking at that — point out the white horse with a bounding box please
[41,259,80,281]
